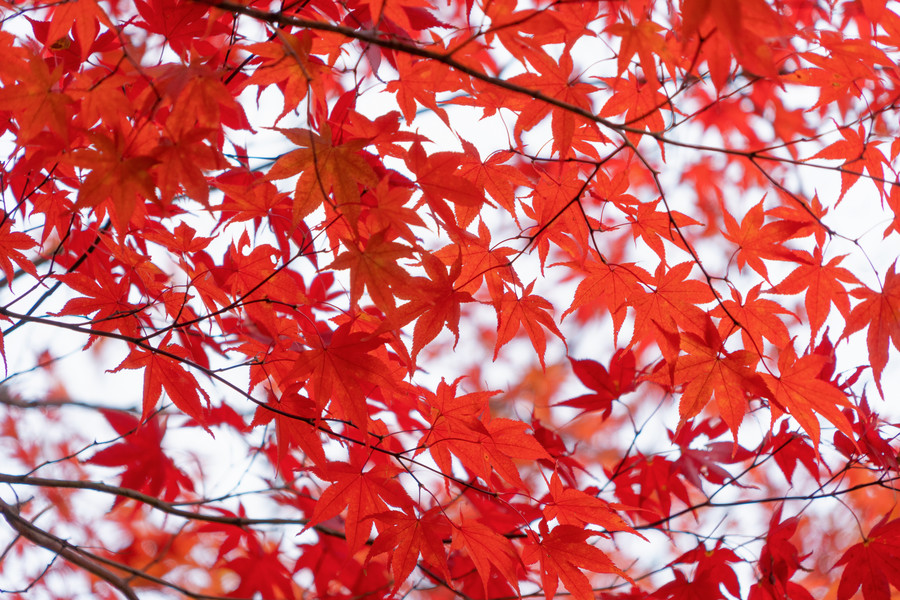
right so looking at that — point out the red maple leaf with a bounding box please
[835,513,900,600]
[306,451,414,553]
[842,261,900,395]
[524,520,630,600]
[88,410,193,503]
[560,349,637,418]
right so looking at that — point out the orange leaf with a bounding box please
[451,519,521,595]
[842,262,900,395]
[760,343,853,448]
[306,456,413,553]
[670,321,768,439]
[523,522,630,600]
[494,280,566,368]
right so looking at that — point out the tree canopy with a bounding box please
[1,0,900,598]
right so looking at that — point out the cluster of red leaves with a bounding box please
[1,0,900,599]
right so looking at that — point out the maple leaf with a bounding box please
[524,521,630,600]
[783,38,890,111]
[654,544,741,600]
[630,262,716,364]
[112,344,211,427]
[607,453,692,522]
[360,177,426,244]
[385,51,452,126]
[668,320,769,439]
[563,258,649,341]
[713,283,794,355]
[267,124,378,218]
[134,0,213,57]
[607,17,672,82]
[88,410,193,504]
[291,321,397,431]
[508,49,596,156]
[599,72,668,143]
[560,349,637,418]
[542,471,636,534]
[45,0,113,60]
[624,198,701,262]
[670,420,754,490]
[369,508,452,591]
[749,507,814,600]
[418,378,550,488]
[494,280,566,368]
[772,247,860,337]
[249,391,327,468]
[681,0,789,81]
[835,513,900,600]
[841,262,900,395]
[720,200,803,281]
[451,518,522,596]
[306,453,414,553]
[524,164,598,265]
[220,537,297,599]
[763,421,820,485]
[435,219,521,301]
[241,30,329,123]
[457,140,531,218]
[55,270,144,342]
[760,343,853,448]
[328,229,416,312]
[0,42,72,143]
[810,125,888,201]
[404,140,485,229]
[68,128,159,228]
[390,251,473,360]
[0,216,38,286]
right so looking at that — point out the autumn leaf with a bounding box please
[88,410,194,504]
[720,199,803,281]
[760,343,853,448]
[451,519,522,596]
[560,349,637,417]
[328,229,416,312]
[0,42,72,143]
[563,258,649,341]
[68,128,159,228]
[390,251,473,360]
[669,320,769,439]
[291,321,395,431]
[112,344,210,427]
[241,30,329,123]
[0,216,38,285]
[772,247,860,337]
[713,283,794,355]
[542,470,637,534]
[494,280,566,368]
[607,17,671,82]
[369,508,452,590]
[835,513,900,600]
[523,521,630,600]
[249,391,327,468]
[267,124,378,218]
[810,124,888,201]
[306,454,414,553]
[435,219,521,301]
[841,262,900,395]
[508,49,596,156]
[654,544,741,600]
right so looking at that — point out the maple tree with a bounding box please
[3,0,900,598]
